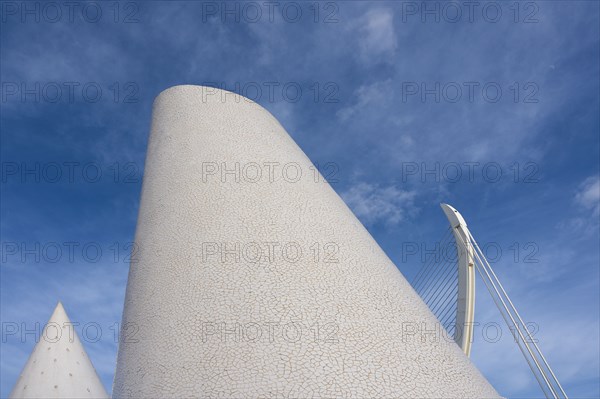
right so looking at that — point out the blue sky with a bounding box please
[1,1,598,397]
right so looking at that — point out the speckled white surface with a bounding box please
[113,85,500,398]
[10,303,108,399]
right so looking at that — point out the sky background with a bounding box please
[1,1,599,397]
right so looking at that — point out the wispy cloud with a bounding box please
[340,182,416,228]
[336,79,392,122]
[559,175,600,236]
[575,175,600,217]
[355,8,397,65]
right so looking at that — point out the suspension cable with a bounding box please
[451,228,567,399]
[468,231,568,398]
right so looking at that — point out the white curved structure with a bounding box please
[9,302,108,399]
[113,85,500,398]
[444,206,568,398]
[440,203,476,357]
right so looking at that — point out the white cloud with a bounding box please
[341,182,416,227]
[575,175,600,217]
[356,8,397,64]
[336,79,392,121]
[561,175,600,235]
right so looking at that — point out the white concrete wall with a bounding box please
[113,85,500,398]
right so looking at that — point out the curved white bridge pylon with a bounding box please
[410,205,476,357]
[440,203,476,357]
[413,203,569,399]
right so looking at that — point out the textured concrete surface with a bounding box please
[9,303,108,399]
[113,85,501,398]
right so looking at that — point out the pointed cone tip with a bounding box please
[48,301,70,324]
[53,301,66,314]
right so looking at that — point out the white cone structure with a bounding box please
[9,302,108,399]
[113,85,500,398]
